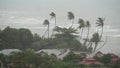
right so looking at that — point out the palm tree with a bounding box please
[43,19,50,38]
[78,18,85,39]
[86,21,90,39]
[96,17,105,40]
[67,12,75,27]
[90,17,105,52]
[50,12,56,27]
[83,21,90,46]
[91,32,100,52]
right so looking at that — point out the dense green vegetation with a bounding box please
[0,49,118,68]
[0,49,85,68]
[0,26,33,50]
[94,53,112,64]
[0,26,86,51]
[111,59,120,68]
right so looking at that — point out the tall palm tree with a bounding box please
[78,18,85,39]
[67,12,75,27]
[91,32,100,52]
[83,21,90,46]
[43,19,50,38]
[96,17,105,40]
[50,12,56,27]
[86,21,90,39]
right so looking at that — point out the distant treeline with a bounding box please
[0,26,87,51]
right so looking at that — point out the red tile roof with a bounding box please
[78,58,103,65]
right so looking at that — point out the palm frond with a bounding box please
[43,19,49,26]
[50,12,56,18]
[68,12,75,20]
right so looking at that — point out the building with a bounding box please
[94,51,104,58]
[73,51,89,58]
[78,57,103,65]
[36,49,71,60]
[0,49,21,55]
[110,53,120,63]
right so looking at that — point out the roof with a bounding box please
[83,58,96,61]
[96,51,103,54]
[78,58,103,65]
[36,49,71,59]
[78,61,103,65]
[0,49,21,55]
[73,51,89,55]
[110,53,119,58]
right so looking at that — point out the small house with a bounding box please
[36,49,71,60]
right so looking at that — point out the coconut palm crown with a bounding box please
[43,19,50,38]
[67,12,75,27]
[50,12,56,19]
[96,17,105,40]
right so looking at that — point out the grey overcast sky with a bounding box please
[0,0,120,55]
[0,0,120,26]
[0,0,120,9]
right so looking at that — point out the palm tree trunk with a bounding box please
[96,36,108,51]
[100,27,103,40]
[93,42,98,52]
[48,25,49,38]
[55,17,56,27]
[51,17,56,38]
[42,28,48,39]
[84,27,90,46]
[80,28,84,39]
[87,27,89,39]
[70,19,74,27]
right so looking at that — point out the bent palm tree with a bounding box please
[67,12,75,27]
[86,21,90,39]
[78,18,85,39]
[50,12,56,27]
[43,19,50,38]
[96,17,105,40]
[83,21,90,46]
[91,32,100,52]
[50,12,56,37]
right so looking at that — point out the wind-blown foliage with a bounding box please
[50,12,56,26]
[43,19,50,38]
[91,32,100,52]
[78,18,85,39]
[96,17,105,40]
[68,12,75,27]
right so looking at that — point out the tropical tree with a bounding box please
[96,17,105,40]
[86,21,90,39]
[63,52,82,63]
[89,18,106,52]
[90,32,100,52]
[43,19,50,38]
[53,26,84,50]
[50,12,56,27]
[67,12,75,27]
[78,18,85,39]
[83,21,90,46]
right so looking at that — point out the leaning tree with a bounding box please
[67,12,75,27]
[43,19,50,38]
